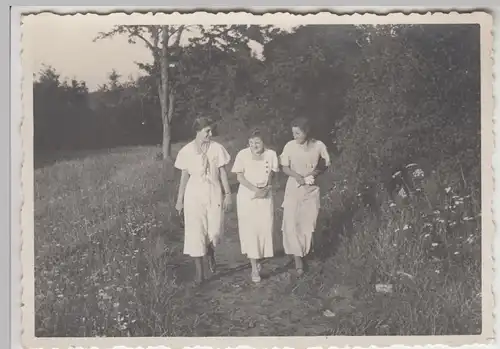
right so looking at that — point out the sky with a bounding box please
[26,14,293,91]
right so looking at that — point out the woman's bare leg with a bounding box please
[194,257,204,284]
[207,243,216,273]
[250,258,261,282]
[294,255,304,275]
[250,258,259,274]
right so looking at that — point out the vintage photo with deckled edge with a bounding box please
[17,8,494,349]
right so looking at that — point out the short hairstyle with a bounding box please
[247,127,268,144]
[192,116,216,134]
[290,117,311,137]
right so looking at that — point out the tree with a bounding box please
[33,66,92,155]
[94,24,280,161]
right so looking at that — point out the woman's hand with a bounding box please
[296,175,306,186]
[175,200,183,214]
[254,186,271,199]
[304,175,315,185]
[223,194,233,212]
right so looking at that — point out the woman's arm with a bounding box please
[236,173,259,192]
[306,159,330,178]
[306,142,331,178]
[219,166,233,211]
[176,170,190,210]
[219,166,232,196]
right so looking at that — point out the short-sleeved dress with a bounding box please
[280,139,331,257]
[174,140,231,257]
[231,148,279,259]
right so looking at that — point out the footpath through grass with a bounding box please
[34,143,482,337]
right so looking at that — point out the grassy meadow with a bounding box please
[33,134,482,337]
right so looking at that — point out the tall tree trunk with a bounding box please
[162,89,175,160]
[162,117,172,160]
[160,25,171,161]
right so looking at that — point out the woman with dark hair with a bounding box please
[174,117,232,285]
[280,117,331,275]
[231,127,279,283]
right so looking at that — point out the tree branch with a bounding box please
[125,26,159,54]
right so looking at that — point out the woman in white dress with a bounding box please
[280,117,331,275]
[232,128,279,283]
[174,117,233,285]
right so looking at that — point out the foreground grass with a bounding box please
[34,145,482,337]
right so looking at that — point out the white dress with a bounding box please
[231,148,279,259]
[174,140,231,257]
[280,139,331,257]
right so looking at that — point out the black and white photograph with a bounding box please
[19,9,494,349]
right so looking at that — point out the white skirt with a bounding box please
[183,177,224,257]
[236,186,274,259]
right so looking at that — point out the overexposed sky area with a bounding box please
[26,14,295,91]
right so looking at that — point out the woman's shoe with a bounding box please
[251,271,261,283]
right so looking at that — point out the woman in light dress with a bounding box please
[174,117,233,285]
[232,128,279,283]
[280,117,331,275]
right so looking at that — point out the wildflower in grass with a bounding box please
[424,234,430,238]
[403,224,410,230]
[389,202,396,208]
[398,187,407,198]
[412,168,424,178]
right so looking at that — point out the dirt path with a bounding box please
[168,186,346,336]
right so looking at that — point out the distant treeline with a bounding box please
[34,24,481,189]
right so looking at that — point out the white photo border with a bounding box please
[15,8,495,349]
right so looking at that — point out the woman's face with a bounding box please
[249,136,265,154]
[292,126,307,144]
[197,126,213,142]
